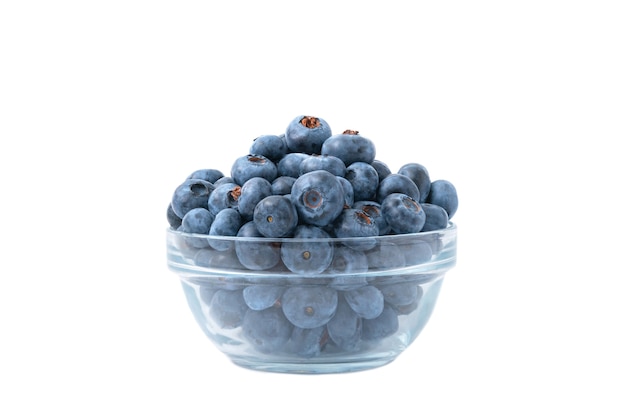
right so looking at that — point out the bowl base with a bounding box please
[229,355,398,374]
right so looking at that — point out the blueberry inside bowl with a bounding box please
[166,223,457,374]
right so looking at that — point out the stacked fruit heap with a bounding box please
[167,115,458,357]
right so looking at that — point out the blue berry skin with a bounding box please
[213,176,236,187]
[271,176,296,196]
[194,247,245,270]
[290,170,345,227]
[208,208,242,251]
[281,286,338,329]
[398,163,431,203]
[242,307,293,354]
[167,203,182,229]
[400,239,433,265]
[171,178,214,219]
[326,245,369,276]
[249,134,288,163]
[181,207,215,248]
[333,208,379,241]
[381,193,426,234]
[366,242,406,270]
[426,179,458,219]
[207,182,241,216]
[300,154,346,177]
[277,153,309,178]
[253,195,299,238]
[371,159,392,182]
[420,203,449,232]
[242,285,285,310]
[361,304,399,341]
[235,221,281,270]
[336,176,354,208]
[237,177,273,221]
[378,282,421,307]
[394,285,424,314]
[208,289,248,329]
[327,296,362,350]
[286,326,328,358]
[320,130,376,166]
[345,162,379,202]
[285,115,332,154]
[182,207,215,234]
[352,201,390,235]
[280,225,334,275]
[376,173,420,203]
[187,168,224,184]
[344,285,385,320]
[231,154,278,186]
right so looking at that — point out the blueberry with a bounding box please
[249,134,288,163]
[420,203,449,232]
[237,177,273,221]
[281,285,338,329]
[235,221,281,270]
[284,115,332,154]
[333,208,379,251]
[327,296,362,350]
[326,246,369,290]
[352,200,390,235]
[198,284,219,306]
[286,326,328,358]
[213,176,236,187]
[208,208,242,251]
[242,307,293,354]
[171,178,214,219]
[345,162,379,202]
[336,176,354,208]
[320,130,376,166]
[166,203,182,229]
[207,182,241,216]
[344,285,385,319]
[253,195,299,238]
[242,285,285,310]
[326,245,369,276]
[361,304,399,341]
[376,173,420,204]
[181,207,215,248]
[208,289,248,329]
[277,152,309,178]
[271,176,296,196]
[231,154,278,186]
[393,283,425,315]
[381,193,426,234]
[426,179,458,219]
[187,168,224,184]
[290,170,345,227]
[280,225,334,275]
[300,154,347,177]
[366,242,406,270]
[182,207,215,234]
[378,282,422,307]
[399,239,433,265]
[398,163,431,203]
[194,247,245,270]
[371,159,392,181]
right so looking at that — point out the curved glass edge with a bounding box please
[166,223,457,284]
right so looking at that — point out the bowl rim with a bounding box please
[166,222,456,244]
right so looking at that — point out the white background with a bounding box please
[1,1,625,416]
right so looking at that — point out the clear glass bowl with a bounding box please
[166,223,457,374]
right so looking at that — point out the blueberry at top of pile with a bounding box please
[167,115,458,239]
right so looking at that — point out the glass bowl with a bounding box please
[166,223,457,374]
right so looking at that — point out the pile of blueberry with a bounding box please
[167,115,458,357]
